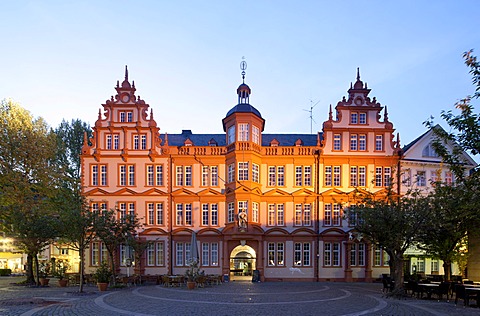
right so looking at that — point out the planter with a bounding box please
[39,278,50,286]
[58,279,68,287]
[97,282,108,291]
[187,281,196,290]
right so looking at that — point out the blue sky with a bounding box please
[1,0,479,148]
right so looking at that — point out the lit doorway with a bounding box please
[230,245,256,281]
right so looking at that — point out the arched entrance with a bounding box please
[229,245,256,281]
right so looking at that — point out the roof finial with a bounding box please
[357,67,360,81]
[384,105,389,121]
[125,65,128,82]
[240,56,247,84]
[329,104,333,120]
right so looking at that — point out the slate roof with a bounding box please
[159,130,322,147]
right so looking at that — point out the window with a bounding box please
[350,134,358,151]
[201,166,218,187]
[431,260,439,272]
[333,134,341,151]
[268,166,285,186]
[359,112,366,124]
[444,171,453,185]
[134,135,139,150]
[375,167,383,186]
[238,201,248,223]
[176,166,192,186]
[325,166,332,186]
[373,245,390,266]
[350,112,366,125]
[141,134,146,150]
[127,112,133,122]
[252,202,259,222]
[227,202,235,223]
[201,242,219,266]
[201,203,218,226]
[156,242,165,266]
[91,164,107,186]
[228,164,235,183]
[350,243,365,266]
[347,206,358,227]
[146,243,155,266]
[268,242,285,266]
[106,134,112,150]
[350,113,358,124]
[119,165,135,186]
[238,123,249,141]
[132,134,147,150]
[324,203,341,226]
[252,125,260,144]
[422,143,438,157]
[375,135,383,151]
[120,111,126,122]
[267,204,284,226]
[176,242,186,266]
[416,171,426,186]
[114,134,119,149]
[238,162,249,181]
[91,242,107,266]
[324,203,331,226]
[294,242,311,266]
[252,164,259,183]
[324,242,341,266]
[176,203,192,226]
[333,166,341,186]
[147,202,164,225]
[147,165,163,186]
[295,166,311,186]
[119,111,133,122]
[295,204,312,226]
[374,167,391,187]
[350,165,367,187]
[402,168,412,186]
[359,134,366,151]
[227,126,235,144]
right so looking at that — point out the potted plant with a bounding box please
[38,260,51,286]
[93,261,112,291]
[54,259,70,287]
[185,259,202,290]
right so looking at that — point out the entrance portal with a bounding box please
[230,245,256,281]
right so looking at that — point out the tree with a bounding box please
[0,99,63,284]
[54,119,93,292]
[93,209,143,285]
[416,183,473,281]
[346,189,430,295]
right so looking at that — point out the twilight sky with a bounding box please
[1,0,479,149]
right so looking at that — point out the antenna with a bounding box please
[303,99,320,134]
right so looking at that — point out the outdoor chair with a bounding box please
[454,284,477,306]
[433,282,451,301]
[382,278,394,293]
[196,275,206,288]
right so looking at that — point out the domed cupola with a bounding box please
[223,60,264,132]
[222,59,265,147]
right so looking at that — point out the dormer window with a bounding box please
[270,139,279,147]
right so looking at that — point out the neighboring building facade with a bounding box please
[400,126,477,278]
[80,67,403,282]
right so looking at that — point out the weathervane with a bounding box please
[240,56,247,83]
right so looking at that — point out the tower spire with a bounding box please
[240,57,247,84]
[357,67,360,81]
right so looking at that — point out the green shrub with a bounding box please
[0,269,12,276]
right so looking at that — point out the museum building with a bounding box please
[80,67,403,282]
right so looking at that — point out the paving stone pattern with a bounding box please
[0,276,479,316]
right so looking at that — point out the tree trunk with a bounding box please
[443,261,452,281]
[79,244,85,293]
[392,254,405,295]
[34,254,40,286]
[25,254,35,285]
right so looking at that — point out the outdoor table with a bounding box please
[418,283,439,299]
[168,275,184,287]
[465,287,480,306]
